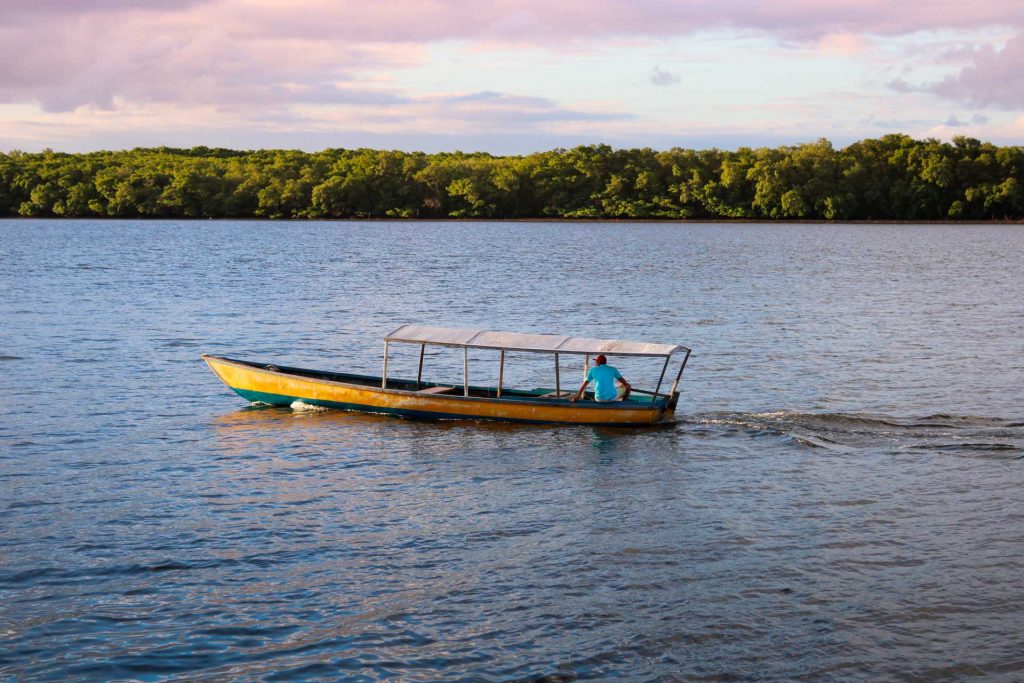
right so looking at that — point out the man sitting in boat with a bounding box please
[572,355,631,402]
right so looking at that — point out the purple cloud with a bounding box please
[429,91,633,126]
[2,0,211,21]
[928,33,1024,109]
[238,1,1021,43]
[1,0,1021,114]
[446,92,555,107]
[886,79,916,94]
[650,66,680,86]
[1,0,1022,154]
[0,6,418,112]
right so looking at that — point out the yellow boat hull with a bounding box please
[203,355,675,426]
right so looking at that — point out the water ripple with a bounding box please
[1,220,1023,680]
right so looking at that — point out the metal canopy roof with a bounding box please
[385,324,685,357]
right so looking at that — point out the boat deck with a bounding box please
[238,358,662,405]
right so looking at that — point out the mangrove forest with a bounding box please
[2,135,1022,221]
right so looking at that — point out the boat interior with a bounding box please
[226,357,665,406]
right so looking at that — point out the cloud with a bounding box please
[944,113,995,126]
[817,32,869,55]
[220,1,1022,43]
[1,1,1020,113]
[2,0,211,18]
[1,1,1021,152]
[0,7,425,112]
[446,91,555,108]
[650,66,680,86]
[406,91,635,127]
[927,32,1024,109]
[886,79,917,94]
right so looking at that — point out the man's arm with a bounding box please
[571,379,589,402]
[617,375,631,399]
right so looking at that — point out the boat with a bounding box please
[202,325,692,426]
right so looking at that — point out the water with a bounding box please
[2,219,1023,681]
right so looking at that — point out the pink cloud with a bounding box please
[817,32,870,55]
[11,0,1017,38]
[1,0,211,25]
[2,0,1020,114]
[177,1,1024,48]
[0,5,425,112]
[0,0,1021,151]
[928,33,1024,108]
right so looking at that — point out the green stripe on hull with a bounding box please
[234,388,296,407]
[230,388,664,426]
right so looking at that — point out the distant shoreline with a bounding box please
[4,136,1023,221]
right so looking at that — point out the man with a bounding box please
[572,355,631,402]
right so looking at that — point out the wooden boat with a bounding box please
[202,325,691,426]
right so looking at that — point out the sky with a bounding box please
[1,0,1022,154]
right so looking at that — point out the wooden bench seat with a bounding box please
[418,386,456,394]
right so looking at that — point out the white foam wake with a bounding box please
[290,400,328,412]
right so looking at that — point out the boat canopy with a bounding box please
[386,324,687,358]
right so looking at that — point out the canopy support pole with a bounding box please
[497,349,504,398]
[381,341,389,389]
[463,347,469,397]
[586,354,591,391]
[416,343,425,388]
[653,356,670,399]
[555,352,561,397]
[668,349,691,397]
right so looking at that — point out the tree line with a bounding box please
[2,135,1022,220]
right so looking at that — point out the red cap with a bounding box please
[594,354,607,365]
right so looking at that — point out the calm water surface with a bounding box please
[1,220,1023,681]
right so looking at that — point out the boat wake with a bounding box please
[289,400,329,413]
[683,411,1024,458]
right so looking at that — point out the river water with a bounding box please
[2,219,1023,681]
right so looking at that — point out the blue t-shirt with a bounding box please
[586,364,623,401]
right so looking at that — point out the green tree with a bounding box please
[1,137,1022,220]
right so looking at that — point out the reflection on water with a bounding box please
[1,219,1024,681]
